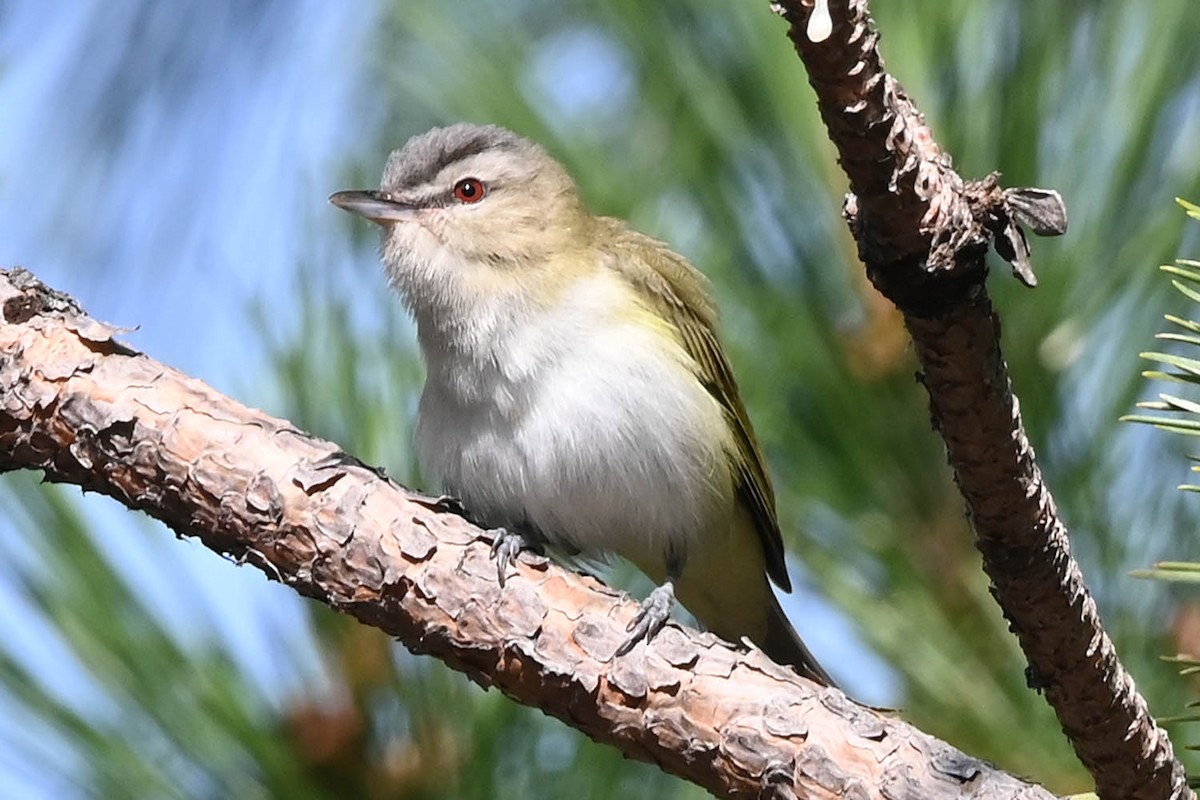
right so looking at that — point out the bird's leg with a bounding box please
[410,493,535,587]
[615,550,683,657]
[489,527,527,588]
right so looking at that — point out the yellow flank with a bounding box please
[595,217,790,592]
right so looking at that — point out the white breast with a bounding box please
[412,269,734,568]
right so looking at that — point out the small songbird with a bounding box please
[331,123,833,685]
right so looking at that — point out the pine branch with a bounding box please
[770,2,1190,798]
[0,266,1060,799]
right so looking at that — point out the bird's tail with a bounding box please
[763,591,836,687]
[664,539,836,687]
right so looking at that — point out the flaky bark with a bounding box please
[772,2,1190,799]
[0,266,1060,799]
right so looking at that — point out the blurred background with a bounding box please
[2,1,1200,797]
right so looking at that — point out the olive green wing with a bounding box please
[605,222,792,591]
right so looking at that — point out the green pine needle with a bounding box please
[1165,314,1200,334]
[1158,332,1200,348]
[1139,352,1200,377]
[1131,562,1200,582]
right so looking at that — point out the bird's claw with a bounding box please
[489,528,525,587]
[615,582,676,657]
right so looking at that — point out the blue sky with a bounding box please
[0,3,381,794]
[0,2,378,388]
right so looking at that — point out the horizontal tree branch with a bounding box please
[770,2,1189,799]
[0,267,1059,799]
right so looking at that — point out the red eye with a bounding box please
[453,178,487,203]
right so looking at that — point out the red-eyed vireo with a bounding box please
[331,123,833,685]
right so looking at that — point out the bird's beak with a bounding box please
[329,190,417,224]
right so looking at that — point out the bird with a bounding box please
[330,123,833,685]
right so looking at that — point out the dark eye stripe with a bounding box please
[401,132,519,188]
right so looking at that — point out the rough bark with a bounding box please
[0,266,1062,799]
[771,2,1191,799]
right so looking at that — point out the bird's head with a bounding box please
[332,124,595,301]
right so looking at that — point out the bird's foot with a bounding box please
[489,527,526,587]
[616,581,676,657]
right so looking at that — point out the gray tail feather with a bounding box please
[764,592,837,687]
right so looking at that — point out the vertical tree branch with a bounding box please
[770,1,1191,798]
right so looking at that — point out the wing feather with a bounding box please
[601,219,791,590]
